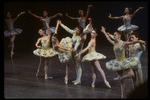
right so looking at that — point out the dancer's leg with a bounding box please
[65,60,70,84]
[116,70,126,99]
[94,60,111,88]
[131,69,138,89]
[36,57,44,76]
[121,68,135,80]
[137,68,144,84]
[10,35,16,57]
[45,57,52,79]
[91,61,97,87]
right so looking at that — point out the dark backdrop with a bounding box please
[4,1,148,54]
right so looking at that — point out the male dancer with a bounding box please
[58,20,90,85]
[129,32,146,88]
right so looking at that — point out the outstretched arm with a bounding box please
[66,13,79,20]
[124,40,146,46]
[28,10,43,19]
[49,13,62,20]
[101,26,115,45]
[84,5,93,20]
[59,20,76,35]
[75,41,93,58]
[56,44,72,52]
[130,7,144,19]
[108,13,124,19]
[55,20,60,34]
[13,12,25,22]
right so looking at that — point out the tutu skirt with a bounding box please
[4,28,22,37]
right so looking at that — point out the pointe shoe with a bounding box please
[104,80,111,88]
[11,51,14,58]
[72,80,77,83]
[64,77,68,84]
[74,81,81,85]
[45,76,53,79]
[91,84,95,88]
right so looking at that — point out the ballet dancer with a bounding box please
[101,26,146,98]
[66,5,93,50]
[28,10,62,34]
[4,11,25,57]
[108,7,144,41]
[33,19,58,79]
[58,19,90,85]
[128,32,146,89]
[52,20,73,84]
[75,18,111,88]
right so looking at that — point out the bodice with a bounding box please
[78,18,86,29]
[123,16,131,27]
[6,20,14,30]
[88,46,96,54]
[41,38,51,50]
[113,46,126,61]
[42,17,50,29]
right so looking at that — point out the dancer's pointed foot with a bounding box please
[72,80,77,83]
[91,83,95,88]
[113,76,122,81]
[45,76,53,79]
[11,51,14,58]
[74,81,81,85]
[104,80,111,88]
[64,77,68,84]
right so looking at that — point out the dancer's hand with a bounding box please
[108,13,111,18]
[88,5,93,8]
[20,12,25,14]
[37,46,41,49]
[139,40,146,45]
[75,54,79,58]
[101,26,106,34]
[88,17,92,21]
[58,13,63,16]
[72,48,76,52]
[139,7,144,10]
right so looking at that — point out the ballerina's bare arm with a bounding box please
[49,13,62,20]
[84,5,93,20]
[13,11,25,22]
[35,38,41,48]
[65,13,79,20]
[101,26,115,45]
[28,10,43,19]
[41,18,51,37]
[108,13,124,19]
[54,20,60,34]
[75,41,93,58]
[123,40,146,46]
[130,7,144,19]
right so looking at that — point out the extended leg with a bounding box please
[64,60,70,84]
[10,35,16,57]
[91,61,97,87]
[44,57,52,79]
[36,57,44,77]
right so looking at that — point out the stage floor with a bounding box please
[4,46,148,99]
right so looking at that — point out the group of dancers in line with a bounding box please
[4,5,146,98]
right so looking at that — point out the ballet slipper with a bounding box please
[91,83,95,88]
[74,81,81,85]
[64,77,68,84]
[11,51,14,58]
[72,80,77,83]
[104,80,111,88]
[45,76,53,79]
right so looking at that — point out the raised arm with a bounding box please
[59,20,76,35]
[108,13,124,19]
[101,26,115,45]
[28,10,43,19]
[82,17,92,34]
[55,20,60,34]
[84,5,93,20]
[49,13,62,20]
[13,12,25,22]
[130,7,144,19]
[66,13,79,20]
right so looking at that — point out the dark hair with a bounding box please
[77,26,83,35]
[38,27,46,34]
[52,33,58,38]
[126,7,132,13]
[131,32,139,38]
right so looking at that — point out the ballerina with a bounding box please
[52,20,73,84]
[66,5,93,49]
[108,7,144,41]
[4,11,25,57]
[75,18,111,88]
[28,10,62,35]
[33,18,58,79]
[101,26,146,98]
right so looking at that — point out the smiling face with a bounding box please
[91,30,97,38]
[38,29,45,36]
[76,28,81,35]
[113,32,121,40]
[130,35,138,42]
